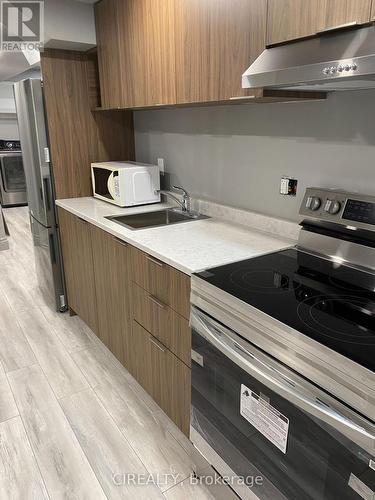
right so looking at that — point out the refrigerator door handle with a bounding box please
[43,177,52,212]
[49,233,56,264]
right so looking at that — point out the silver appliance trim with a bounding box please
[191,306,375,455]
[190,428,262,500]
[298,229,375,273]
[190,275,375,422]
[299,187,375,232]
[242,25,375,91]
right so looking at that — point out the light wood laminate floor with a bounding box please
[0,207,236,500]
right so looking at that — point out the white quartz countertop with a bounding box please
[55,197,296,275]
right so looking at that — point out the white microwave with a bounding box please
[91,161,161,207]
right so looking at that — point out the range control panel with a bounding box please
[299,188,375,231]
[342,199,375,225]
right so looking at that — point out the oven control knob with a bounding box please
[306,196,322,211]
[324,199,341,215]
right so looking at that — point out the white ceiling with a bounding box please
[0,50,40,82]
[0,0,97,82]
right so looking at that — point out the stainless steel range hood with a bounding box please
[243,25,375,91]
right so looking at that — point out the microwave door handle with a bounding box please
[107,171,116,200]
[191,309,375,455]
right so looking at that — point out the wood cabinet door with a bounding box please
[94,0,123,109]
[96,0,176,108]
[317,0,372,32]
[267,0,319,45]
[120,0,176,107]
[90,226,132,365]
[58,209,98,333]
[131,321,191,436]
[371,0,375,21]
[175,0,267,103]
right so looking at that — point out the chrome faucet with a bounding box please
[158,186,191,213]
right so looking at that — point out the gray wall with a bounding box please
[134,90,375,222]
[0,120,19,139]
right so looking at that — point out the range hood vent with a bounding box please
[243,25,375,92]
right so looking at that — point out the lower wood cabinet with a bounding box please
[132,282,191,367]
[90,225,132,366]
[58,209,98,333]
[58,209,192,436]
[130,320,191,436]
[130,246,191,319]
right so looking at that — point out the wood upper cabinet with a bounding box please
[58,209,98,333]
[267,0,372,46]
[90,225,132,365]
[372,0,375,21]
[317,0,372,32]
[94,0,123,109]
[175,0,267,102]
[95,0,176,108]
[267,0,319,45]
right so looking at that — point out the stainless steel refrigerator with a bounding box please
[14,79,67,312]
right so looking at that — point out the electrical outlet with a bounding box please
[157,158,165,174]
[280,177,298,196]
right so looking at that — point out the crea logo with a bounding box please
[1,0,44,51]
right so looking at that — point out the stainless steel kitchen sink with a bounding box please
[105,208,210,230]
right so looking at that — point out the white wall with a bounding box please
[134,90,375,222]
[0,0,96,82]
[0,121,19,139]
[44,0,96,49]
[0,84,19,139]
[0,83,16,112]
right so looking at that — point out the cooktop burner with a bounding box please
[195,248,375,372]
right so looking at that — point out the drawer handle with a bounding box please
[148,294,167,309]
[149,337,166,352]
[229,95,256,100]
[113,236,128,247]
[316,21,357,35]
[146,255,164,267]
[77,217,87,224]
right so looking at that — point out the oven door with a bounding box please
[191,307,375,500]
[0,153,25,192]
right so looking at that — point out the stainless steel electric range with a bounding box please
[190,187,375,500]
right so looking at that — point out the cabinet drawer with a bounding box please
[130,246,190,319]
[132,283,191,367]
[131,321,191,436]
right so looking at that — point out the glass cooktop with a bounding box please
[195,248,375,372]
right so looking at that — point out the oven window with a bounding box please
[192,329,375,500]
[1,156,26,192]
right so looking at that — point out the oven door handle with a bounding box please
[191,308,375,456]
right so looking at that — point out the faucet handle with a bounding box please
[172,185,189,197]
[171,186,190,212]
